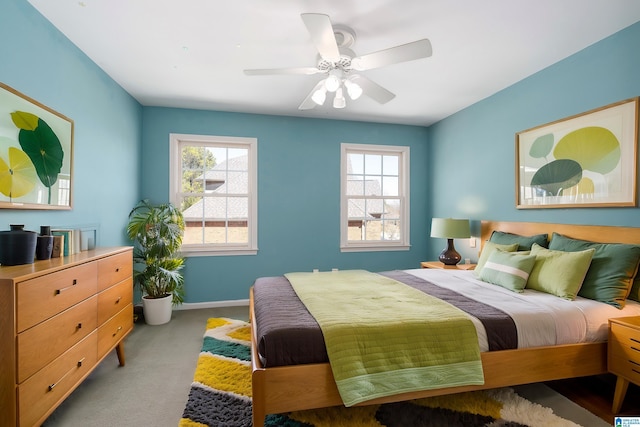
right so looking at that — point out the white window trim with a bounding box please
[169,133,258,256]
[340,143,410,252]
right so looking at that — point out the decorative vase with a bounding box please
[35,236,54,260]
[142,294,173,325]
[35,225,54,260]
[0,225,37,266]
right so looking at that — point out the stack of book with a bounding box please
[51,228,97,257]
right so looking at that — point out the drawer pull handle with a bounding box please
[631,346,640,353]
[633,368,640,375]
[631,359,640,367]
[77,323,82,329]
[115,296,121,304]
[115,268,120,272]
[112,326,123,337]
[48,357,85,392]
[631,338,640,344]
[55,279,78,295]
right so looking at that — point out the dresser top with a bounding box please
[0,246,132,282]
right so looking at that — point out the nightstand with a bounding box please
[608,316,640,413]
[420,261,476,270]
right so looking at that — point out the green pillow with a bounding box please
[527,243,595,300]
[489,231,549,251]
[630,276,640,303]
[474,241,519,277]
[548,233,640,308]
[478,249,537,292]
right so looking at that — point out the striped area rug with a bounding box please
[179,318,590,427]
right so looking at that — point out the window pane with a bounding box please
[228,148,248,166]
[381,219,401,241]
[382,176,399,196]
[383,155,398,175]
[364,219,382,240]
[383,198,401,219]
[348,153,364,174]
[364,176,382,196]
[346,178,364,196]
[227,171,247,193]
[347,197,367,219]
[364,154,381,175]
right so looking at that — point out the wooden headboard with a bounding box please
[480,220,640,250]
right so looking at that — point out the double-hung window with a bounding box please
[170,133,257,256]
[340,143,410,252]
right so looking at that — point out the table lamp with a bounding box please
[430,218,471,265]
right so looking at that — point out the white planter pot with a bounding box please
[142,294,173,325]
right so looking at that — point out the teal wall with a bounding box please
[0,0,141,246]
[141,108,429,301]
[428,22,640,264]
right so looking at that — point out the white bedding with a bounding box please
[406,268,640,352]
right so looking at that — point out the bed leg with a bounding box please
[252,371,266,426]
[252,405,265,427]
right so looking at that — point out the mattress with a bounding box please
[253,268,640,368]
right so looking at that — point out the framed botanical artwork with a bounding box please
[516,97,638,209]
[0,82,73,210]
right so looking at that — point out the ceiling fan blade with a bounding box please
[301,13,341,63]
[354,75,396,104]
[298,81,325,110]
[244,67,321,76]
[351,39,432,71]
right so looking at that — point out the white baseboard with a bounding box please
[174,299,250,310]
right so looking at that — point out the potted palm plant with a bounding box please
[126,199,185,325]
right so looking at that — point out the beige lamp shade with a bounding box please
[430,218,470,239]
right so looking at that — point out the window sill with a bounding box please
[340,244,411,253]
[181,248,258,257]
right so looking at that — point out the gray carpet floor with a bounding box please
[40,306,612,427]
[41,306,250,427]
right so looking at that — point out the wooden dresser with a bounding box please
[0,247,133,427]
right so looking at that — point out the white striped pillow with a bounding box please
[478,249,536,292]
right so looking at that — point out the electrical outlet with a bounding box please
[469,238,476,248]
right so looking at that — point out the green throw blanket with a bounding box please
[285,270,484,407]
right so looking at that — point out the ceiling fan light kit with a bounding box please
[244,13,432,111]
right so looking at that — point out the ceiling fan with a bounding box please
[243,13,432,110]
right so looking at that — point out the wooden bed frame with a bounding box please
[250,220,640,426]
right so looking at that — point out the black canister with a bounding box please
[0,225,38,266]
[35,227,54,260]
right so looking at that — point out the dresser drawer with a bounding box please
[98,304,133,359]
[610,323,640,354]
[609,352,640,383]
[98,277,133,324]
[17,262,98,332]
[18,295,98,383]
[18,331,97,427]
[97,250,133,291]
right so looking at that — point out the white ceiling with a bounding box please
[28,0,640,126]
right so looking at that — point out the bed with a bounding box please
[250,220,640,426]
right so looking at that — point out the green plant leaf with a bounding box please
[127,199,185,303]
[10,111,39,131]
[0,147,38,198]
[553,126,620,174]
[13,114,64,204]
[530,159,583,196]
[529,133,554,159]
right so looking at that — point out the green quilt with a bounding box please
[285,270,484,407]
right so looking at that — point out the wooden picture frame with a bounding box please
[516,97,638,209]
[0,82,73,210]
